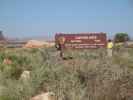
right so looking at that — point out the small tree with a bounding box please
[114,33,129,43]
[0,31,5,40]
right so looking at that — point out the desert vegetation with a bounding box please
[0,47,133,100]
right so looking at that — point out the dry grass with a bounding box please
[0,47,133,100]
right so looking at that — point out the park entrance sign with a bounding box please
[55,33,107,49]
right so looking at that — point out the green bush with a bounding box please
[114,33,129,43]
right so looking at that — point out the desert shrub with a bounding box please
[114,33,129,43]
[0,47,133,100]
[0,49,32,79]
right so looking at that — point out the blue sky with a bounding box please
[0,0,133,39]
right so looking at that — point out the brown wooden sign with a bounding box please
[55,33,107,49]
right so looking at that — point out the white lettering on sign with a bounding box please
[75,36,88,39]
[94,39,101,42]
[88,36,97,39]
[70,40,82,43]
[65,43,104,47]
